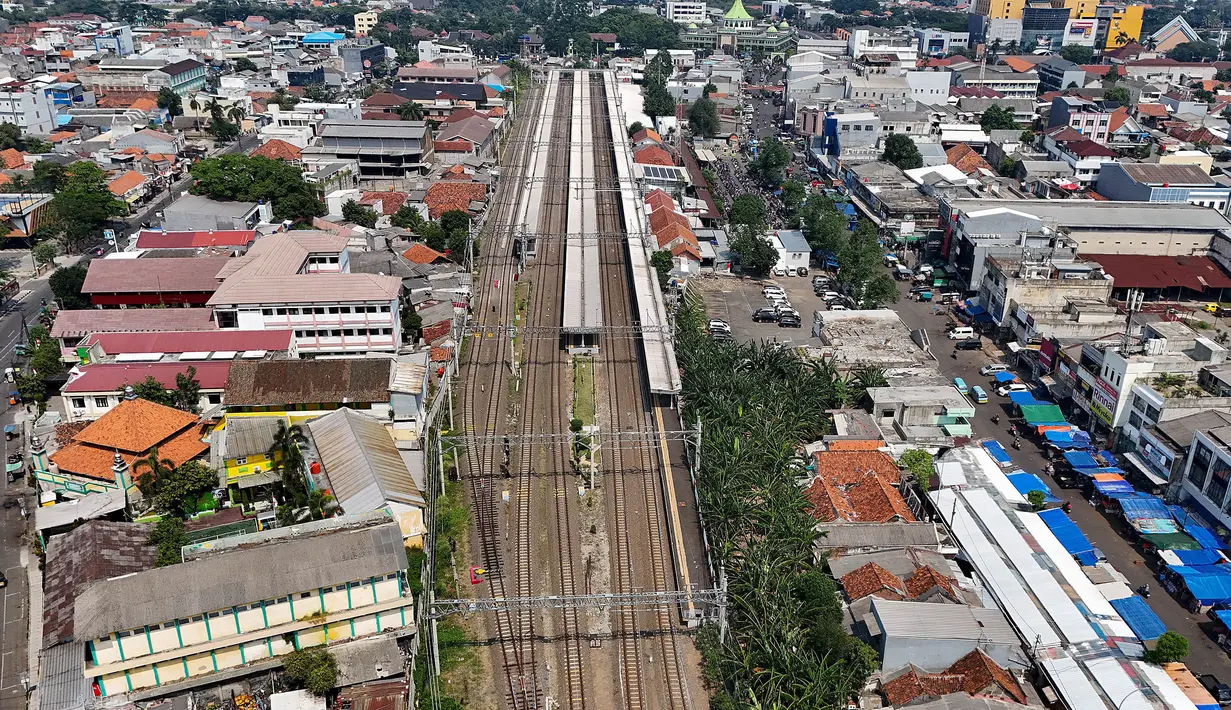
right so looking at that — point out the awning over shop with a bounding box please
[1215,609,1231,628]
[1123,451,1169,486]
[1171,563,1231,603]
[1108,595,1167,641]
[1165,549,1227,566]
[1047,430,1091,449]
[1185,525,1228,551]
[1146,533,1202,551]
[982,440,1012,467]
[1021,404,1066,425]
[1038,508,1094,556]
[994,371,1019,383]
[1007,472,1059,502]
[1077,467,1127,476]
[1009,391,1045,406]
[968,304,987,316]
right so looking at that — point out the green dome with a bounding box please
[724,0,753,21]
[701,16,713,23]
[766,25,777,32]
[687,22,698,28]
[778,20,789,28]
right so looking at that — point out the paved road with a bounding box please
[888,259,1231,680]
[0,412,27,710]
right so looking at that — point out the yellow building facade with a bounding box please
[1101,5,1143,48]
[974,0,1142,47]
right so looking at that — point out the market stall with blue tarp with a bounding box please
[1008,391,1047,407]
[994,371,1019,384]
[1186,525,1228,551]
[1215,609,1231,629]
[1120,496,1173,522]
[982,440,1013,467]
[1167,549,1227,566]
[1093,477,1135,496]
[1038,508,1095,556]
[1164,563,1231,608]
[1064,450,1099,468]
[1108,595,1167,641]
[1044,430,1088,449]
[1075,550,1104,565]
[1020,404,1068,427]
[1007,472,1060,502]
[1075,467,1127,476]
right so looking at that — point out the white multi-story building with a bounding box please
[208,232,403,354]
[666,1,708,24]
[417,40,474,65]
[0,83,57,135]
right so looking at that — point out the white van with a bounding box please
[948,326,975,340]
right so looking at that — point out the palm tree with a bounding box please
[397,101,425,121]
[188,94,202,132]
[306,490,338,520]
[990,38,1002,59]
[267,420,309,506]
[205,98,224,124]
[1143,35,1158,53]
[226,105,246,133]
[133,446,175,496]
[1115,31,1131,47]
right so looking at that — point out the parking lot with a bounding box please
[693,273,832,345]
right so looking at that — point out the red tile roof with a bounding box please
[64,361,233,394]
[630,127,662,144]
[83,330,292,356]
[644,189,675,212]
[883,650,1027,706]
[434,139,473,152]
[0,148,25,169]
[424,181,486,219]
[134,229,256,249]
[634,145,674,166]
[362,92,404,107]
[250,138,302,161]
[52,421,208,482]
[359,190,409,215]
[946,143,993,175]
[841,562,907,600]
[1137,103,1169,118]
[81,257,229,295]
[68,397,201,452]
[402,242,450,264]
[1079,254,1231,291]
[814,450,901,485]
[1066,139,1119,158]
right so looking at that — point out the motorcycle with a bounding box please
[990,414,1000,425]
[1012,438,1021,450]
[1138,584,1150,599]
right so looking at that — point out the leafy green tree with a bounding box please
[391,205,426,232]
[156,87,183,116]
[1026,489,1047,510]
[1103,86,1130,106]
[749,138,790,185]
[881,133,923,170]
[23,137,50,154]
[32,241,57,272]
[439,210,472,257]
[208,117,239,142]
[1167,41,1219,62]
[729,193,766,226]
[651,249,673,289]
[800,193,848,256]
[128,375,176,407]
[189,154,325,222]
[998,157,1019,178]
[49,264,90,309]
[627,121,645,137]
[0,123,19,150]
[899,449,934,489]
[272,88,300,111]
[398,101,425,122]
[148,517,188,567]
[1145,631,1190,664]
[48,161,126,252]
[1059,44,1095,63]
[31,160,65,192]
[837,223,899,308]
[284,647,338,695]
[979,104,1019,131]
[140,458,218,517]
[16,371,44,403]
[302,82,338,103]
[342,199,378,228]
[643,80,675,120]
[27,325,64,379]
[780,180,805,213]
[1020,129,1036,145]
[174,366,202,414]
[730,225,777,276]
[233,57,258,72]
[702,82,718,98]
[688,97,721,137]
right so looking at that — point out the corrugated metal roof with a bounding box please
[1039,657,1108,710]
[49,308,217,339]
[870,598,1019,644]
[814,522,941,550]
[224,416,282,460]
[1086,657,1154,710]
[81,256,229,294]
[38,642,86,710]
[74,518,406,640]
[209,273,401,305]
[308,408,426,514]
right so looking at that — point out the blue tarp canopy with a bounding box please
[982,440,1012,466]
[1007,472,1059,502]
[975,312,994,323]
[1186,525,1229,551]
[838,203,856,217]
[994,371,1018,383]
[1173,549,1226,565]
[1177,567,1231,605]
[1108,595,1167,641]
[1064,450,1099,468]
[1075,467,1126,476]
[1094,478,1135,495]
[1038,508,1094,556]
[1215,609,1231,629]
[1075,550,1102,565]
[968,304,987,316]
[1120,496,1173,522]
[1009,391,1044,405]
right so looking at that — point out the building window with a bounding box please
[208,394,222,405]
[1129,412,1143,429]
[1191,441,1214,490]
[235,457,247,466]
[1210,457,1231,508]
[71,397,85,408]
[94,396,109,408]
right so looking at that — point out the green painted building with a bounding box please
[679,0,797,56]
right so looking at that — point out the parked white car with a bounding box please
[996,383,1029,396]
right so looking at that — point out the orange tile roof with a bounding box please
[904,565,956,598]
[643,189,675,212]
[433,139,473,152]
[359,190,409,215]
[883,650,1027,706]
[402,242,449,264]
[429,346,451,362]
[1002,56,1036,73]
[1137,102,1169,118]
[844,473,916,522]
[71,398,201,453]
[654,222,696,249]
[804,475,858,521]
[424,181,486,219]
[130,97,158,112]
[634,145,674,166]
[51,423,208,482]
[107,170,146,196]
[671,241,701,261]
[813,450,901,485]
[0,173,12,186]
[487,106,505,117]
[0,148,25,170]
[250,138,302,161]
[648,208,689,234]
[946,143,993,175]
[47,130,77,143]
[841,562,907,600]
[630,127,662,144]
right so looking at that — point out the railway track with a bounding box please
[588,74,691,710]
[459,79,544,710]
[514,72,588,710]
